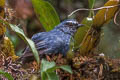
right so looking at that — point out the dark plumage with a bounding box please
[20,19,83,62]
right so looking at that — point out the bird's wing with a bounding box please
[22,40,46,57]
[21,32,64,60]
[22,32,48,57]
[35,34,64,54]
[31,32,48,44]
[24,32,49,53]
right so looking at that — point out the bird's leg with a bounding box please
[46,55,51,61]
[58,54,62,59]
[56,54,63,62]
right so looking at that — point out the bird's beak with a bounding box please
[77,24,84,28]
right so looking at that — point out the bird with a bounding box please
[20,19,83,63]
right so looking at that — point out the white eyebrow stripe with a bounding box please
[66,21,77,24]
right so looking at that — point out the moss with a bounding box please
[1,37,18,61]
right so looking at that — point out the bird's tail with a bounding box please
[17,53,35,64]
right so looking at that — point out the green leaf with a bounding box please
[46,72,59,80]
[46,66,58,73]
[40,59,72,80]
[66,38,75,60]
[6,29,19,48]
[9,24,40,64]
[41,59,56,72]
[88,0,95,9]
[74,17,93,47]
[88,0,95,17]
[32,0,60,31]
[0,20,40,64]
[0,70,14,80]
[41,59,56,80]
[41,72,47,80]
[60,65,73,74]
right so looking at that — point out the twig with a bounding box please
[114,8,120,26]
[68,4,120,17]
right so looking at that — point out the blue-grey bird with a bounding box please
[20,19,83,62]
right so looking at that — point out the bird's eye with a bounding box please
[74,23,78,26]
[72,22,78,26]
[65,22,73,26]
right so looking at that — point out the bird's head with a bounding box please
[55,19,84,36]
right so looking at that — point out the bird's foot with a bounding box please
[46,55,51,61]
